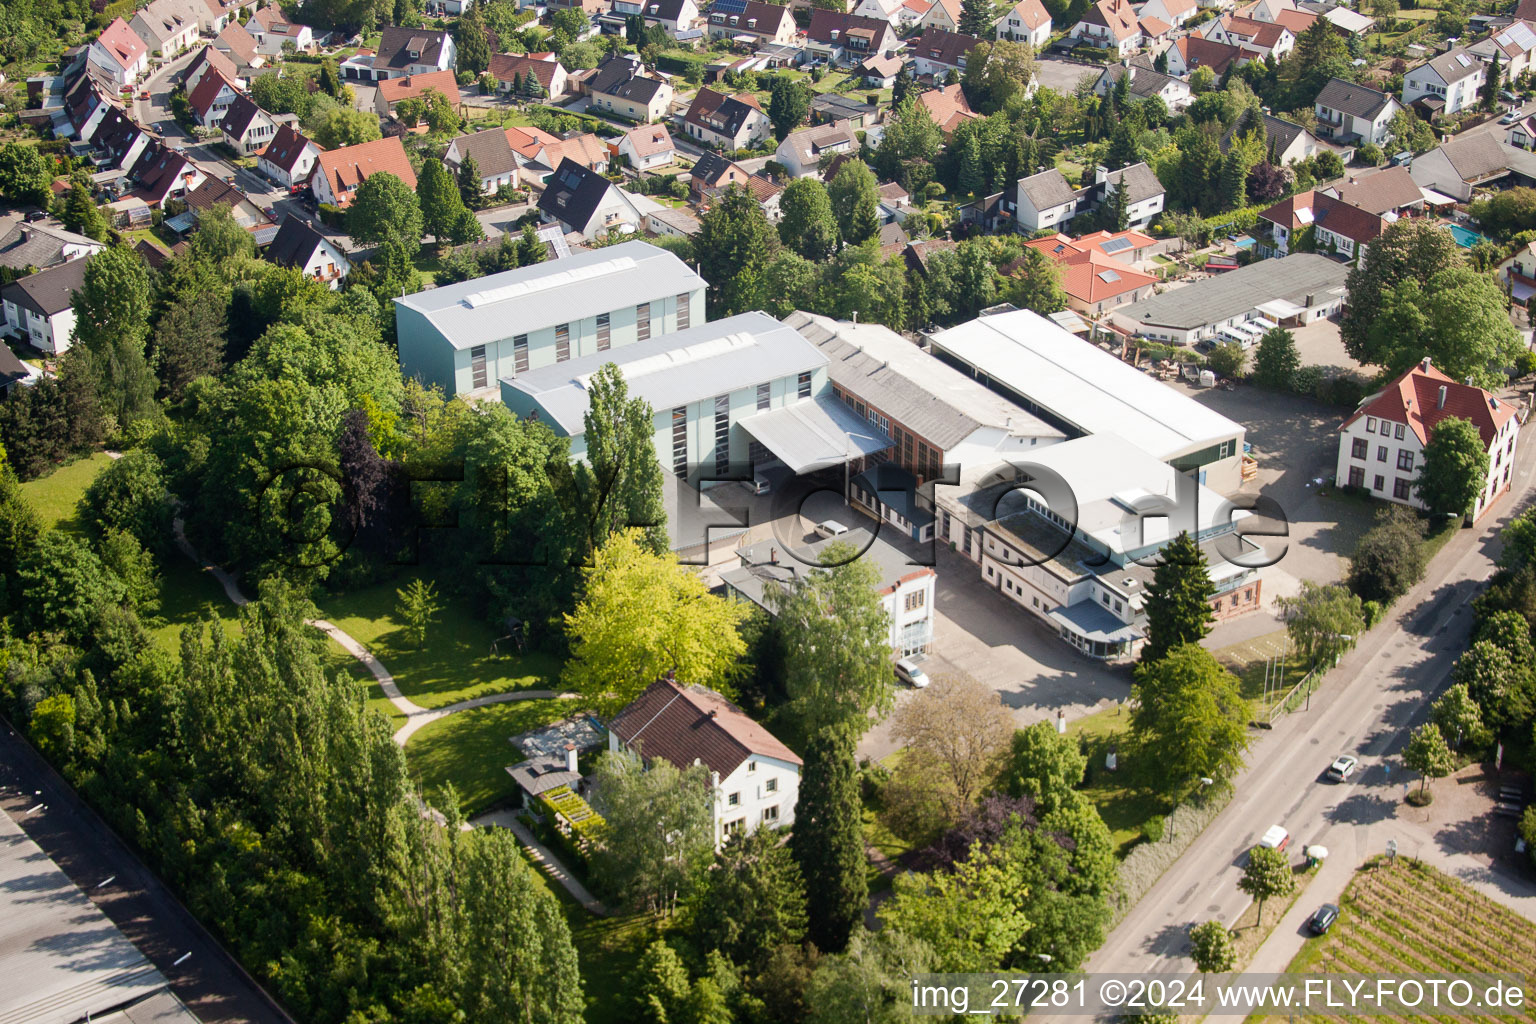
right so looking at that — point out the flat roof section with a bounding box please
[500,311,826,436]
[927,310,1244,462]
[394,240,706,350]
[1116,253,1348,332]
[0,811,178,1024]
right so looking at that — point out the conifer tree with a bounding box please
[1140,531,1215,663]
[791,728,867,954]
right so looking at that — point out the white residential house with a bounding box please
[918,0,961,32]
[1313,77,1402,145]
[775,120,858,178]
[88,18,149,86]
[248,7,317,55]
[682,88,770,150]
[996,0,1051,44]
[186,68,239,128]
[1335,357,1519,522]
[218,94,279,157]
[1468,20,1536,82]
[1499,239,1536,304]
[1070,0,1142,57]
[266,216,350,289]
[0,256,91,355]
[257,125,322,189]
[606,676,803,847]
[1403,46,1486,118]
[1096,162,1165,228]
[443,127,523,193]
[1138,0,1196,29]
[130,0,202,58]
[617,123,677,170]
[536,159,650,239]
[588,55,673,123]
[1015,168,1082,232]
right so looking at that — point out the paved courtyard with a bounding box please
[1290,317,1367,378]
[1033,57,1100,94]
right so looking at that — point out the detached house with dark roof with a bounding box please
[1092,61,1192,112]
[218,93,279,157]
[607,676,802,845]
[706,1,797,46]
[0,221,104,274]
[588,55,673,123]
[775,119,858,178]
[1256,190,1384,261]
[1095,162,1165,229]
[183,44,243,95]
[1015,167,1084,232]
[266,215,350,288]
[1403,45,1485,117]
[537,158,647,239]
[908,27,983,78]
[1313,77,1401,146]
[443,126,522,194]
[367,26,457,81]
[1221,108,1339,166]
[683,88,770,150]
[257,124,322,189]
[1,256,92,354]
[805,10,900,66]
[1335,357,1519,522]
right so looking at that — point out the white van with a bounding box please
[815,520,849,540]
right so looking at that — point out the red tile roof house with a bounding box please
[1256,190,1383,262]
[257,124,323,190]
[488,52,569,100]
[88,18,149,87]
[682,88,770,151]
[1022,230,1159,314]
[312,136,417,208]
[186,68,240,128]
[1335,357,1521,522]
[606,675,803,847]
[373,69,462,119]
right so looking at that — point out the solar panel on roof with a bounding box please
[1098,270,1120,283]
[1100,237,1132,254]
[1455,53,1470,66]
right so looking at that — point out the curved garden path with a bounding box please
[169,519,576,747]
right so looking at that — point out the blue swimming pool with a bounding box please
[1445,223,1488,248]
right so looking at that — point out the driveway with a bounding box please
[1034,57,1101,94]
[1290,317,1366,378]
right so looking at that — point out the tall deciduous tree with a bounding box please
[1278,581,1365,667]
[768,75,811,141]
[1452,638,1534,731]
[878,840,1030,972]
[1341,219,1461,364]
[805,929,935,1024]
[827,159,881,246]
[153,294,227,400]
[0,143,54,208]
[1402,722,1453,796]
[70,244,158,430]
[1140,531,1215,663]
[1252,326,1300,391]
[591,748,716,915]
[348,171,424,253]
[687,826,808,969]
[889,672,1013,821]
[1347,507,1426,604]
[1189,920,1235,972]
[1416,416,1489,517]
[769,542,894,738]
[694,184,779,316]
[792,728,867,953]
[564,530,747,715]
[1130,644,1249,798]
[1237,845,1294,923]
[1431,682,1492,750]
[777,177,839,261]
[575,362,667,557]
[1004,720,1087,812]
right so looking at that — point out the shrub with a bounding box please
[1406,789,1434,806]
[1515,350,1536,378]
[1141,815,1164,844]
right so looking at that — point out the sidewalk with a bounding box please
[473,809,609,915]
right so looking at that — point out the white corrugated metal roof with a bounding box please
[737,394,892,473]
[395,240,706,350]
[928,309,1244,460]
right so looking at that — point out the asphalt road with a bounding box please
[1071,417,1536,997]
[0,721,294,1024]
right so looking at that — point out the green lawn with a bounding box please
[317,571,562,709]
[404,698,575,814]
[148,548,242,654]
[1066,704,1162,857]
[19,452,114,533]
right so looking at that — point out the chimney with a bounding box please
[708,709,718,718]
[564,743,578,773]
[665,667,676,682]
[1420,356,1433,371]
[852,310,859,323]
[770,546,778,564]
[1437,385,1448,409]
[1465,376,1475,387]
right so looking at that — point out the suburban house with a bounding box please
[1093,62,1193,112]
[1469,20,1536,80]
[916,82,980,136]
[775,119,858,178]
[859,54,904,88]
[0,256,91,354]
[537,159,649,240]
[129,0,201,59]
[1313,77,1401,145]
[635,0,703,37]
[646,206,701,238]
[1015,167,1083,233]
[506,129,610,183]
[1114,252,1348,344]
[247,6,317,55]
[1096,162,1165,228]
[996,0,1051,44]
[810,93,878,128]
[266,215,350,288]
[213,20,263,69]
[1139,0,1196,29]
[257,124,322,189]
[129,141,207,207]
[616,123,677,170]
[705,0,797,45]
[1512,115,1536,150]
[1206,15,1294,61]
[1335,357,1519,522]
[723,534,938,654]
[1022,230,1160,314]
[0,220,104,273]
[374,69,462,119]
[805,10,901,66]
[689,153,754,203]
[1221,109,1338,166]
[1256,190,1384,261]
[1321,165,1425,217]
[94,106,153,172]
[311,136,417,208]
[588,55,673,122]
[607,676,801,845]
[1408,132,1536,202]
[368,26,457,80]
[89,18,149,86]
[1403,46,1485,118]
[1498,239,1536,304]
[186,68,239,127]
[1137,15,1173,50]
[918,0,962,32]
[488,51,568,98]
[1164,35,1242,78]
[395,240,706,398]
[1070,0,1142,57]
[443,127,522,194]
[183,45,242,95]
[181,176,269,233]
[217,93,279,157]
[683,88,770,150]
[908,27,983,78]
[853,0,909,26]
